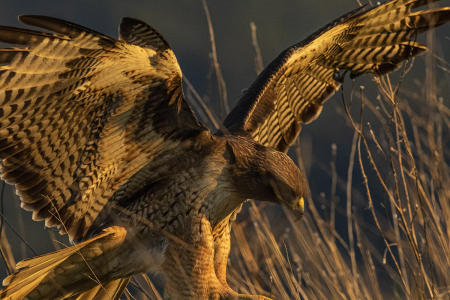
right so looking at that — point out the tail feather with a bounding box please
[71,277,131,300]
[1,226,128,300]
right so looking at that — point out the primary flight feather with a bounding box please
[0,0,448,299]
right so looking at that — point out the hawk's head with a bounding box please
[226,136,309,219]
[260,148,308,219]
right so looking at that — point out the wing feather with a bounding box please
[223,0,450,152]
[0,16,207,241]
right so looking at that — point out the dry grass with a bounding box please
[225,64,450,299]
[198,4,449,298]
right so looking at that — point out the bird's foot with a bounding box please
[236,294,272,300]
[221,293,272,300]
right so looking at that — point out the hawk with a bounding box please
[0,0,449,299]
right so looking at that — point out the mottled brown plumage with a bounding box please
[224,0,450,152]
[0,0,449,299]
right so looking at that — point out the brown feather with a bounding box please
[0,16,207,242]
[223,0,450,152]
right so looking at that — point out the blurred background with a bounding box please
[0,0,448,298]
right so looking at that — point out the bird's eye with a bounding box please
[298,196,304,210]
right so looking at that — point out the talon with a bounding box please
[237,294,273,300]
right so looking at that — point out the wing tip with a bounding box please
[119,17,148,38]
[18,14,114,41]
[119,16,170,50]
[18,14,38,24]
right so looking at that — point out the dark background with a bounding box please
[0,0,448,288]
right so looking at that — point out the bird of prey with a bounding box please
[0,0,448,299]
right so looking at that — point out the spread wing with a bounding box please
[0,16,207,241]
[223,0,450,152]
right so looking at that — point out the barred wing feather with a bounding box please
[0,16,206,241]
[224,0,450,152]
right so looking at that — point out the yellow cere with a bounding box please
[298,196,304,210]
